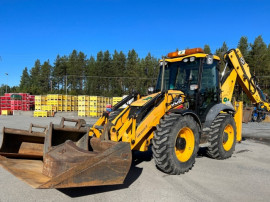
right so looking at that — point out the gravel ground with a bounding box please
[0,114,269,202]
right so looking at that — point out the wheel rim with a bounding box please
[223,124,234,151]
[175,127,195,162]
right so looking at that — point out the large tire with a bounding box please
[152,114,200,175]
[207,114,236,159]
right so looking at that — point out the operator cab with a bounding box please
[156,48,220,119]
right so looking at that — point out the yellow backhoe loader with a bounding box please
[0,48,269,188]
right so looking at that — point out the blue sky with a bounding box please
[1,0,270,86]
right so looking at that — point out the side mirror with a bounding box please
[190,84,198,91]
[148,87,154,94]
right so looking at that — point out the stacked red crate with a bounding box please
[0,96,11,111]
[20,94,35,111]
[1,93,35,113]
[29,95,35,110]
[4,93,12,97]
[11,100,22,110]
[18,93,29,101]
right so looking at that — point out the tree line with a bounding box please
[1,35,270,97]
[15,49,159,96]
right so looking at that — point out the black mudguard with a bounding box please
[203,103,235,130]
[168,109,202,129]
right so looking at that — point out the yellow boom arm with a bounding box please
[221,48,270,141]
[221,48,270,110]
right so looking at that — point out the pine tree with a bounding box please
[85,56,96,95]
[52,55,68,93]
[111,50,126,96]
[204,45,211,54]
[237,36,249,60]
[66,50,86,94]
[249,36,268,92]
[29,59,41,94]
[102,50,112,96]
[95,51,104,95]
[111,50,119,95]
[139,53,159,94]
[19,67,30,92]
[78,52,87,93]
[126,49,140,93]
[40,60,52,93]
[215,42,229,71]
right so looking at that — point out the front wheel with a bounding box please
[207,114,236,159]
[152,114,200,175]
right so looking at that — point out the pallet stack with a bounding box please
[89,96,100,117]
[63,95,72,112]
[31,94,124,118]
[0,96,11,115]
[47,94,63,111]
[34,95,46,110]
[34,95,48,117]
[112,97,123,106]
[71,96,78,111]
[33,111,48,117]
[78,96,119,117]
[22,95,35,111]
[78,95,90,117]
[1,93,35,115]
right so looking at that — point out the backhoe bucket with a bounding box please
[0,118,132,189]
[243,107,253,123]
[0,124,47,159]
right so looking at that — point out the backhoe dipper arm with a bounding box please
[221,48,270,111]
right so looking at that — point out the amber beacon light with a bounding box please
[167,48,204,58]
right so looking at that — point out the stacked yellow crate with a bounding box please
[89,96,99,117]
[63,95,72,112]
[112,97,122,106]
[41,105,53,111]
[41,105,54,117]
[35,95,46,110]
[47,94,63,111]
[78,95,89,117]
[71,96,78,111]
[34,111,47,117]
[98,97,110,115]
[1,110,12,115]
[99,97,105,117]
[104,97,111,111]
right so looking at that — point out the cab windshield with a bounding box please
[156,57,218,94]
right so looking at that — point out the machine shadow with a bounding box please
[57,150,152,197]
[197,147,208,158]
[58,165,143,197]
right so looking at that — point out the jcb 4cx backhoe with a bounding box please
[0,48,270,188]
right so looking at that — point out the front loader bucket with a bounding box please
[0,124,47,159]
[0,118,132,189]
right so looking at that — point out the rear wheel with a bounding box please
[207,114,236,159]
[152,114,200,174]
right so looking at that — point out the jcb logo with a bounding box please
[171,97,183,107]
